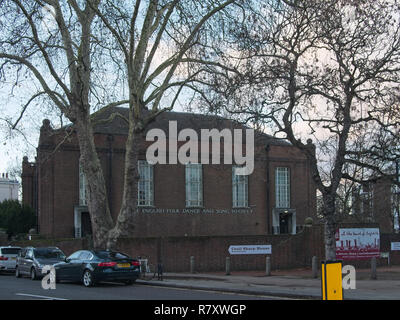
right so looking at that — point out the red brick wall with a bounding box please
[5,238,89,257]
[115,225,326,272]
[0,226,325,271]
[373,178,393,233]
[4,226,400,272]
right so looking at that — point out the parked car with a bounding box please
[0,246,21,273]
[16,246,66,280]
[53,250,141,287]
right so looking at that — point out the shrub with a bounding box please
[0,199,36,238]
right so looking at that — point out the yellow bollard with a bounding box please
[321,260,343,300]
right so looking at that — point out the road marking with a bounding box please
[140,284,302,300]
[15,293,68,300]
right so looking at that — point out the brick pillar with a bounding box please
[22,156,35,208]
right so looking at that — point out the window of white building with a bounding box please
[392,184,400,232]
[138,160,154,206]
[275,167,290,208]
[185,163,203,207]
[232,166,248,208]
[79,162,87,206]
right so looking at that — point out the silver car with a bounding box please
[0,246,21,272]
[16,246,66,280]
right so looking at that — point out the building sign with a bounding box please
[138,208,254,214]
[391,242,400,251]
[335,228,380,260]
[228,245,272,255]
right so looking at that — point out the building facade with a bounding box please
[350,179,399,233]
[22,108,317,239]
[0,173,19,202]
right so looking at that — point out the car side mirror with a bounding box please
[65,258,70,263]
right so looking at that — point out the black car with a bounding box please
[16,247,66,280]
[54,250,140,287]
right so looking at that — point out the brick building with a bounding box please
[345,178,399,233]
[22,107,317,239]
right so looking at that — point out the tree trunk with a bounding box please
[75,115,114,249]
[322,194,337,261]
[106,120,141,249]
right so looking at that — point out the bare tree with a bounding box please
[0,0,121,248]
[0,0,239,248]
[198,0,400,259]
[92,0,239,248]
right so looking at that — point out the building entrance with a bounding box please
[81,212,92,237]
[279,211,291,234]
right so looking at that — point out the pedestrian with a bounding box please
[157,260,163,281]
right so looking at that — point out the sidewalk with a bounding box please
[136,266,400,300]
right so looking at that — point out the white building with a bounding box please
[0,173,19,202]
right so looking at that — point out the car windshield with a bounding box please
[1,248,20,255]
[34,249,65,259]
[94,251,129,260]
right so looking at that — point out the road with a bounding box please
[0,273,283,300]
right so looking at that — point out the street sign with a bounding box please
[228,245,271,255]
[321,260,343,300]
[391,242,400,251]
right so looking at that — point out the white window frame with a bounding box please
[232,166,248,208]
[79,162,87,206]
[185,163,203,207]
[360,184,373,217]
[138,160,154,207]
[275,167,290,208]
[391,184,400,231]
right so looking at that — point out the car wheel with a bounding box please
[124,280,134,285]
[82,269,95,287]
[15,267,21,278]
[30,267,37,280]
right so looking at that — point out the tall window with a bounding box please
[360,184,373,218]
[79,162,87,206]
[232,166,248,207]
[275,167,290,208]
[185,163,203,207]
[391,184,400,231]
[138,160,154,206]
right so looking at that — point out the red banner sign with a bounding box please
[335,228,380,260]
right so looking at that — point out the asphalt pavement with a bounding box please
[0,272,279,300]
[2,265,400,300]
[136,266,400,300]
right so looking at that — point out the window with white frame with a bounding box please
[275,167,290,208]
[185,163,203,207]
[79,162,87,206]
[360,184,373,217]
[391,183,399,231]
[232,166,248,207]
[138,160,154,206]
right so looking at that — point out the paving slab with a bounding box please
[136,266,400,300]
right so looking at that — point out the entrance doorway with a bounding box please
[74,205,90,238]
[279,211,291,234]
[81,212,92,237]
[272,208,296,234]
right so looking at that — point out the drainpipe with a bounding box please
[34,159,38,234]
[396,160,399,233]
[107,134,114,213]
[265,144,271,234]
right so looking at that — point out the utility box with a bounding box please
[321,260,343,300]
